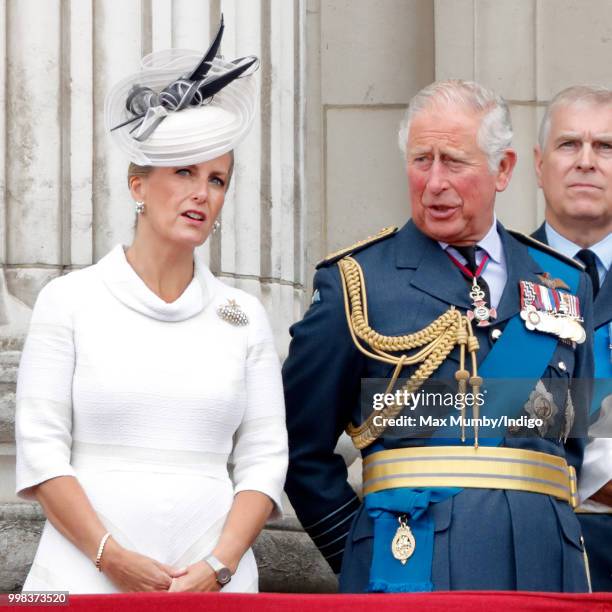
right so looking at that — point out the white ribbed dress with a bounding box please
[15,245,288,593]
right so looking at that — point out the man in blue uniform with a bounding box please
[284,80,594,592]
[532,85,612,591]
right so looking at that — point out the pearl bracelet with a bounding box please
[95,532,112,572]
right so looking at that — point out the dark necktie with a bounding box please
[575,249,600,298]
[453,245,492,307]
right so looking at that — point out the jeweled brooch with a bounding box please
[217,299,249,326]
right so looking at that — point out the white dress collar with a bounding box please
[96,245,213,322]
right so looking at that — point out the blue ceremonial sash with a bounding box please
[366,246,581,592]
[592,323,612,420]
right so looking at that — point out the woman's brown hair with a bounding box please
[127,152,235,190]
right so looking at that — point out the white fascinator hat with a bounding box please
[104,16,258,166]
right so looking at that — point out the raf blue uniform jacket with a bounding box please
[283,220,594,592]
[533,222,612,592]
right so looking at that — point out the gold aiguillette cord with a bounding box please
[337,256,482,449]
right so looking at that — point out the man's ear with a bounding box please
[495,149,517,193]
[534,145,544,189]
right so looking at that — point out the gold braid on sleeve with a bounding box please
[337,256,482,450]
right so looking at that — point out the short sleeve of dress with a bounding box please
[15,277,77,499]
[230,297,288,519]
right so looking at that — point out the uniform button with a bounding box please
[490,328,502,341]
[558,361,567,371]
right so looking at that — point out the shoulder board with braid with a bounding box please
[316,226,398,269]
[508,230,585,272]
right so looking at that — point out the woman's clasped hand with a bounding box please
[99,538,188,592]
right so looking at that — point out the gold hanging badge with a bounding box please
[391,515,416,565]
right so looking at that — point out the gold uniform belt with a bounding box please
[363,446,579,508]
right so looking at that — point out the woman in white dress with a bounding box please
[15,20,287,594]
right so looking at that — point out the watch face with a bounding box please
[216,567,232,585]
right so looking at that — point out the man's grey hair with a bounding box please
[398,80,513,172]
[538,85,612,149]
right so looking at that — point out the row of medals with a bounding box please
[521,305,586,343]
[519,280,586,344]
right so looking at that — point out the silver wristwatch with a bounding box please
[204,554,232,586]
